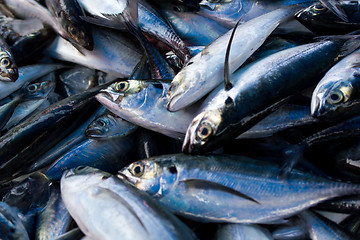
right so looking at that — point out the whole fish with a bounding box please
[311,48,360,121]
[61,167,197,240]
[46,27,142,78]
[166,7,295,112]
[119,154,360,224]
[96,79,200,140]
[45,0,93,50]
[0,36,17,82]
[183,37,360,153]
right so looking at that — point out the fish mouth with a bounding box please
[167,91,184,112]
[63,169,75,179]
[117,171,136,185]
[96,89,123,104]
[0,69,18,82]
[85,127,104,138]
[182,115,202,153]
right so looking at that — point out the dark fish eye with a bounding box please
[327,90,344,104]
[76,166,86,171]
[168,166,177,174]
[114,81,129,92]
[130,163,145,177]
[197,122,213,140]
[27,84,38,93]
[313,4,326,11]
[1,57,10,67]
[96,119,107,127]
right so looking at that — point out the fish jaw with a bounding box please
[95,90,123,116]
[0,64,18,82]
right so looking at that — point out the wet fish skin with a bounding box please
[120,154,360,224]
[0,64,63,100]
[166,7,295,112]
[45,0,93,50]
[46,27,142,78]
[0,202,29,240]
[311,48,360,122]
[0,36,17,82]
[96,79,200,140]
[300,210,357,240]
[183,39,357,153]
[215,223,273,240]
[35,184,71,240]
[0,82,111,183]
[61,167,198,240]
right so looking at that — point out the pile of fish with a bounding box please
[1,0,360,239]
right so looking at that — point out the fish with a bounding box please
[0,64,63,100]
[300,210,357,240]
[214,223,273,240]
[311,48,360,121]
[3,72,56,131]
[119,154,360,223]
[61,167,198,240]
[272,217,309,240]
[45,0,93,50]
[0,202,30,240]
[166,7,296,112]
[96,79,201,140]
[44,112,138,180]
[35,184,72,240]
[183,36,360,153]
[46,26,142,78]
[0,36,17,81]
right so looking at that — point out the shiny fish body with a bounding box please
[120,154,360,224]
[0,36,17,82]
[311,48,360,121]
[46,27,142,78]
[0,202,29,240]
[35,185,71,240]
[0,64,62,100]
[166,7,295,112]
[300,210,357,240]
[61,167,197,240]
[45,0,93,50]
[96,80,200,140]
[215,223,273,240]
[3,0,69,40]
[183,39,353,153]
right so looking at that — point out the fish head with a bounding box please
[183,109,222,153]
[311,80,356,121]
[64,18,94,51]
[96,79,149,116]
[0,51,18,82]
[118,157,178,198]
[295,3,329,21]
[167,63,202,112]
[23,78,56,100]
[85,113,137,139]
[61,166,113,193]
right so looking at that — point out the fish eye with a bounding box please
[168,82,178,93]
[68,26,78,36]
[327,90,344,104]
[96,119,107,127]
[313,4,326,11]
[27,84,38,93]
[196,122,213,140]
[130,163,145,177]
[114,81,129,92]
[1,57,10,67]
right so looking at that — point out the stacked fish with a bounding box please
[1,0,360,239]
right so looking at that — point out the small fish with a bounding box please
[45,0,93,50]
[119,154,360,224]
[166,7,295,112]
[311,48,360,121]
[0,36,17,82]
[61,167,197,240]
